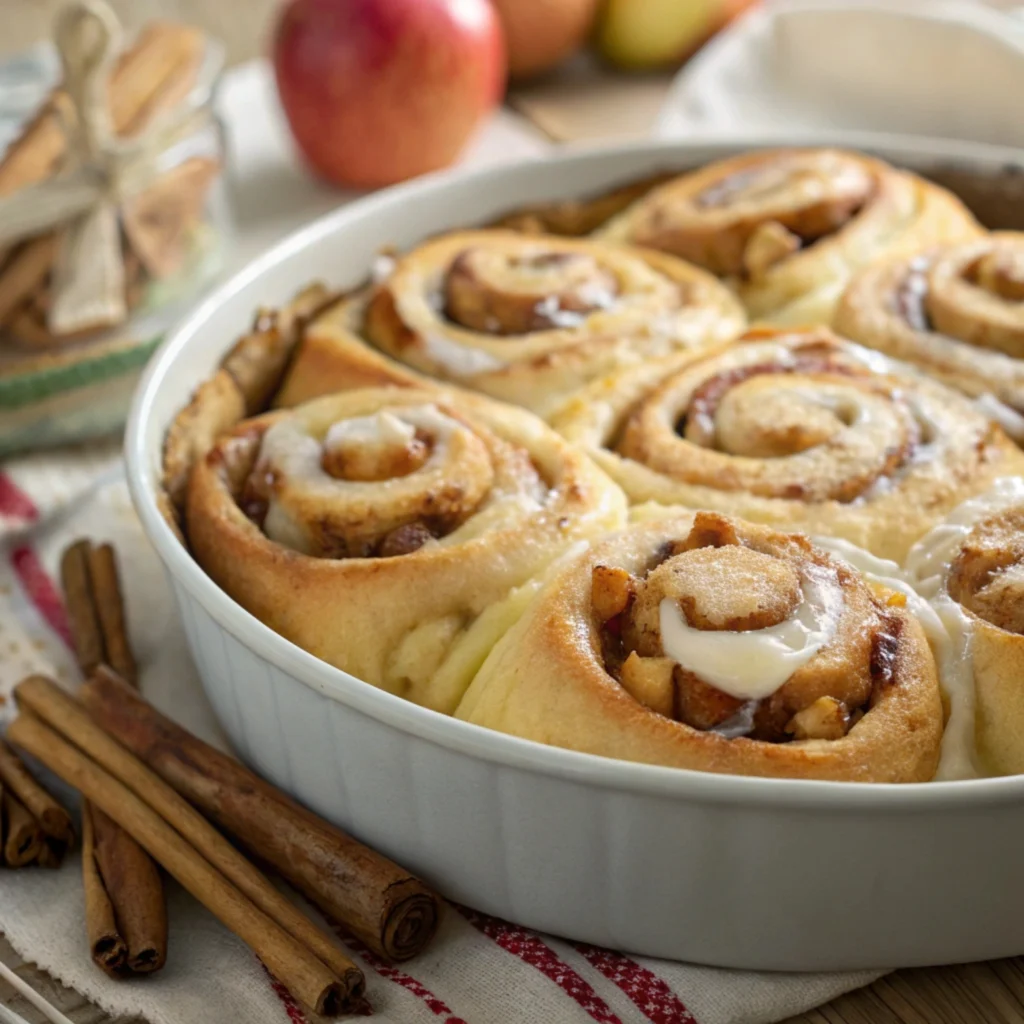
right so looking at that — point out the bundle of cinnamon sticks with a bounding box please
[0,20,220,350]
[0,739,74,869]
[60,538,165,978]
[3,535,441,1016]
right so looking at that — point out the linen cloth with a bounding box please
[656,0,1024,145]
[0,59,885,1024]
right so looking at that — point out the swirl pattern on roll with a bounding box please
[457,512,943,782]
[596,148,981,325]
[552,327,1024,562]
[186,386,627,712]
[907,479,1024,777]
[835,233,1024,423]
[275,230,745,417]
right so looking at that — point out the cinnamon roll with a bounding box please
[596,149,981,325]
[906,479,1024,777]
[835,233,1024,429]
[185,387,627,713]
[456,512,943,782]
[552,327,1024,563]
[275,230,745,416]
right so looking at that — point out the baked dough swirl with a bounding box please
[907,479,1024,777]
[835,233,1024,424]
[276,230,745,416]
[457,512,943,782]
[186,386,627,713]
[596,149,981,325]
[552,327,1024,562]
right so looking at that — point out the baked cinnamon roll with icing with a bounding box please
[456,512,943,782]
[835,233,1024,432]
[186,387,627,713]
[552,327,1024,562]
[596,149,981,325]
[907,479,1024,777]
[275,230,745,416]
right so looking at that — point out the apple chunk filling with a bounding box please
[590,512,892,742]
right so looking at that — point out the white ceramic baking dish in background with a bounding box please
[126,134,1024,973]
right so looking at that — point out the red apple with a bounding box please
[273,0,506,188]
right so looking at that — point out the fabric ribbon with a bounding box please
[0,0,215,335]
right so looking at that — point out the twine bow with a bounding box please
[0,0,216,335]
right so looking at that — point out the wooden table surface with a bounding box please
[3,54,1024,1024]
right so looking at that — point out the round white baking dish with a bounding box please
[126,133,1024,972]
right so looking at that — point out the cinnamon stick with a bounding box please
[60,540,105,679]
[36,836,68,869]
[82,803,128,977]
[90,804,167,973]
[60,539,159,974]
[2,791,43,867]
[3,302,96,350]
[86,543,138,685]
[0,739,74,844]
[122,156,220,281]
[81,666,440,961]
[109,23,206,138]
[0,236,57,325]
[9,711,357,1018]
[12,677,365,1012]
[0,23,205,199]
[60,540,136,684]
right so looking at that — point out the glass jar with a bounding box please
[0,19,231,455]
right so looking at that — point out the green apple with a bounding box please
[595,0,751,71]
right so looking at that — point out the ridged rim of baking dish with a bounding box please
[126,130,1024,809]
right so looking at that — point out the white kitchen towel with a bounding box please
[0,458,881,1024]
[657,0,1024,145]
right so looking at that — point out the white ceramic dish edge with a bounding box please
[127,133,1024,970]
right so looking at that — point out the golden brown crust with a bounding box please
[160,285,338,518]
[456,515,943,782]
[552,326,1024,563]
[162,370,246,512]
[222,284,335,414]
[274,303,425,408]
[596,148,982,325]
[491,172,678,237]
[186,386,627,713]
[277,230,745,418]
[835,233,1024,415]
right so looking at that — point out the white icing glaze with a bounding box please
[905,476,1024,589]
[658,567,842,702]
[421,332,506,376]
[371,252,397,283]
[258,404,465,552]
[975,393,1024,444]
[324,411,416,450]
[533,294,587,329]
[816,532,989,781]
[927,596,977,781]
[902,478,1024,779]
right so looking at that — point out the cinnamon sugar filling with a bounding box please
[592,512,903,742]
[614,345,921,503]
[227,405,535,560]
[948,506,1024,634]
[636,152,876,277]
[442,247,620,335]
